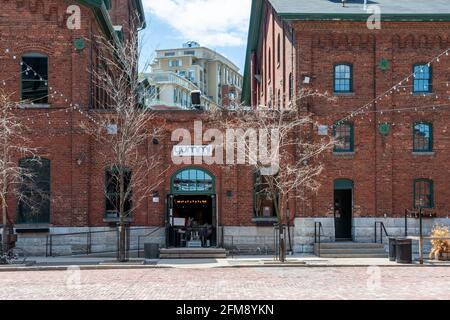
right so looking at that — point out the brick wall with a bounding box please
[253,4,450,220]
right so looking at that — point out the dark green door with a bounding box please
[334,180,353,240]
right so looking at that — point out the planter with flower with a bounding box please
[429,225,450,261]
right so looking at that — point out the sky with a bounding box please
[140,0,252,73]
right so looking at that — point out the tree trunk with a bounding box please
[286,217,293,253]
[118,171,127,262]
[118,222,127,262]
[1,200,7,255]
[1,177,8,255]
[272,194,286,262]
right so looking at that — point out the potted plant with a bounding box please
[429,225,450,261]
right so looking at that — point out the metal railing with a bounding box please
[45,227,161,257]
[137,226,164,258]
[223,235,276,258]
[314,222,324,257]
[374,221,389,244]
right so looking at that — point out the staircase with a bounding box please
[159,248,228,259]
[314,242,388,258]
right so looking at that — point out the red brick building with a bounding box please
[243,0,450,252]
[0,0,271,256]
[2,0,450,256]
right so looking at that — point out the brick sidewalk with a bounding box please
[0,267,449,300]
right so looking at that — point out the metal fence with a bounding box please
[222,235,276,257]
[45,226,164,258]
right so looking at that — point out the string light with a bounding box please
[335,47,450,126]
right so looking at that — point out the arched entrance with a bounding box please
[334,179,353,241]
[166,168,217,248]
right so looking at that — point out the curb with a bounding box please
[1,261,448,272]
[0,265,172,272]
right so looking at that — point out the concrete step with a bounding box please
[316,242,385,249]
[319,253,389,258]
[160,254,227,259]
[314,242,388,258]
[318,248,387,255]
[159,248,227,259]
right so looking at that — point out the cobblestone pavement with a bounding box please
[0,267,449,300]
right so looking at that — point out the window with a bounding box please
[277,89,281,109]
[184,50,195,56]
[334,122,354,152]
[174,88,178,104]
[188,70,195,82]
[253,170,277,218]
[172,169,214,193]
[217,65,222,84]
[277,34,281,65]
[21,53,48,103]
[164,52,176,57]
[413,122,433,152]
[413,64,432,93]
[288,73,293,101]
[169,59,182,67]
[268,49,272,81]
[414,179,434,208]
[17,158,51,224]
[334,64,353,93]
[105,168,132,218]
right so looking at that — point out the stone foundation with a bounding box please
[14,226,165,256]
[11,218,450,257]
[294,217,450,254]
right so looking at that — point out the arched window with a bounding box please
[334,64,353,93]
[21,53,48,104]
[413,122,433,152]
[171,168,215,194]
[413,64,432,93]
[334,122,354,152]
[17,158,51,224]
[414,179,434,208]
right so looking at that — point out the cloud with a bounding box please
[142,0,252,47]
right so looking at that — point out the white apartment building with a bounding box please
[143,41,243,110]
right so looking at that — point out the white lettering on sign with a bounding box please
[172,145,213,157]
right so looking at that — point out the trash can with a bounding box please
[144,243,160,259]
[388,237,397,262]
[396,238,412,264]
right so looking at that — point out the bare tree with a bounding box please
[0,90,40,256]
[209,90,335,261]
[81,22,165,262]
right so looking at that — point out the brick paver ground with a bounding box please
[0,267,449,300]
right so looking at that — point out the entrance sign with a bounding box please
[172,145,213,157]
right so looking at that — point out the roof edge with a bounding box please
[242,0,263,106]
[278,13,450,22]
[134,0,147,29]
